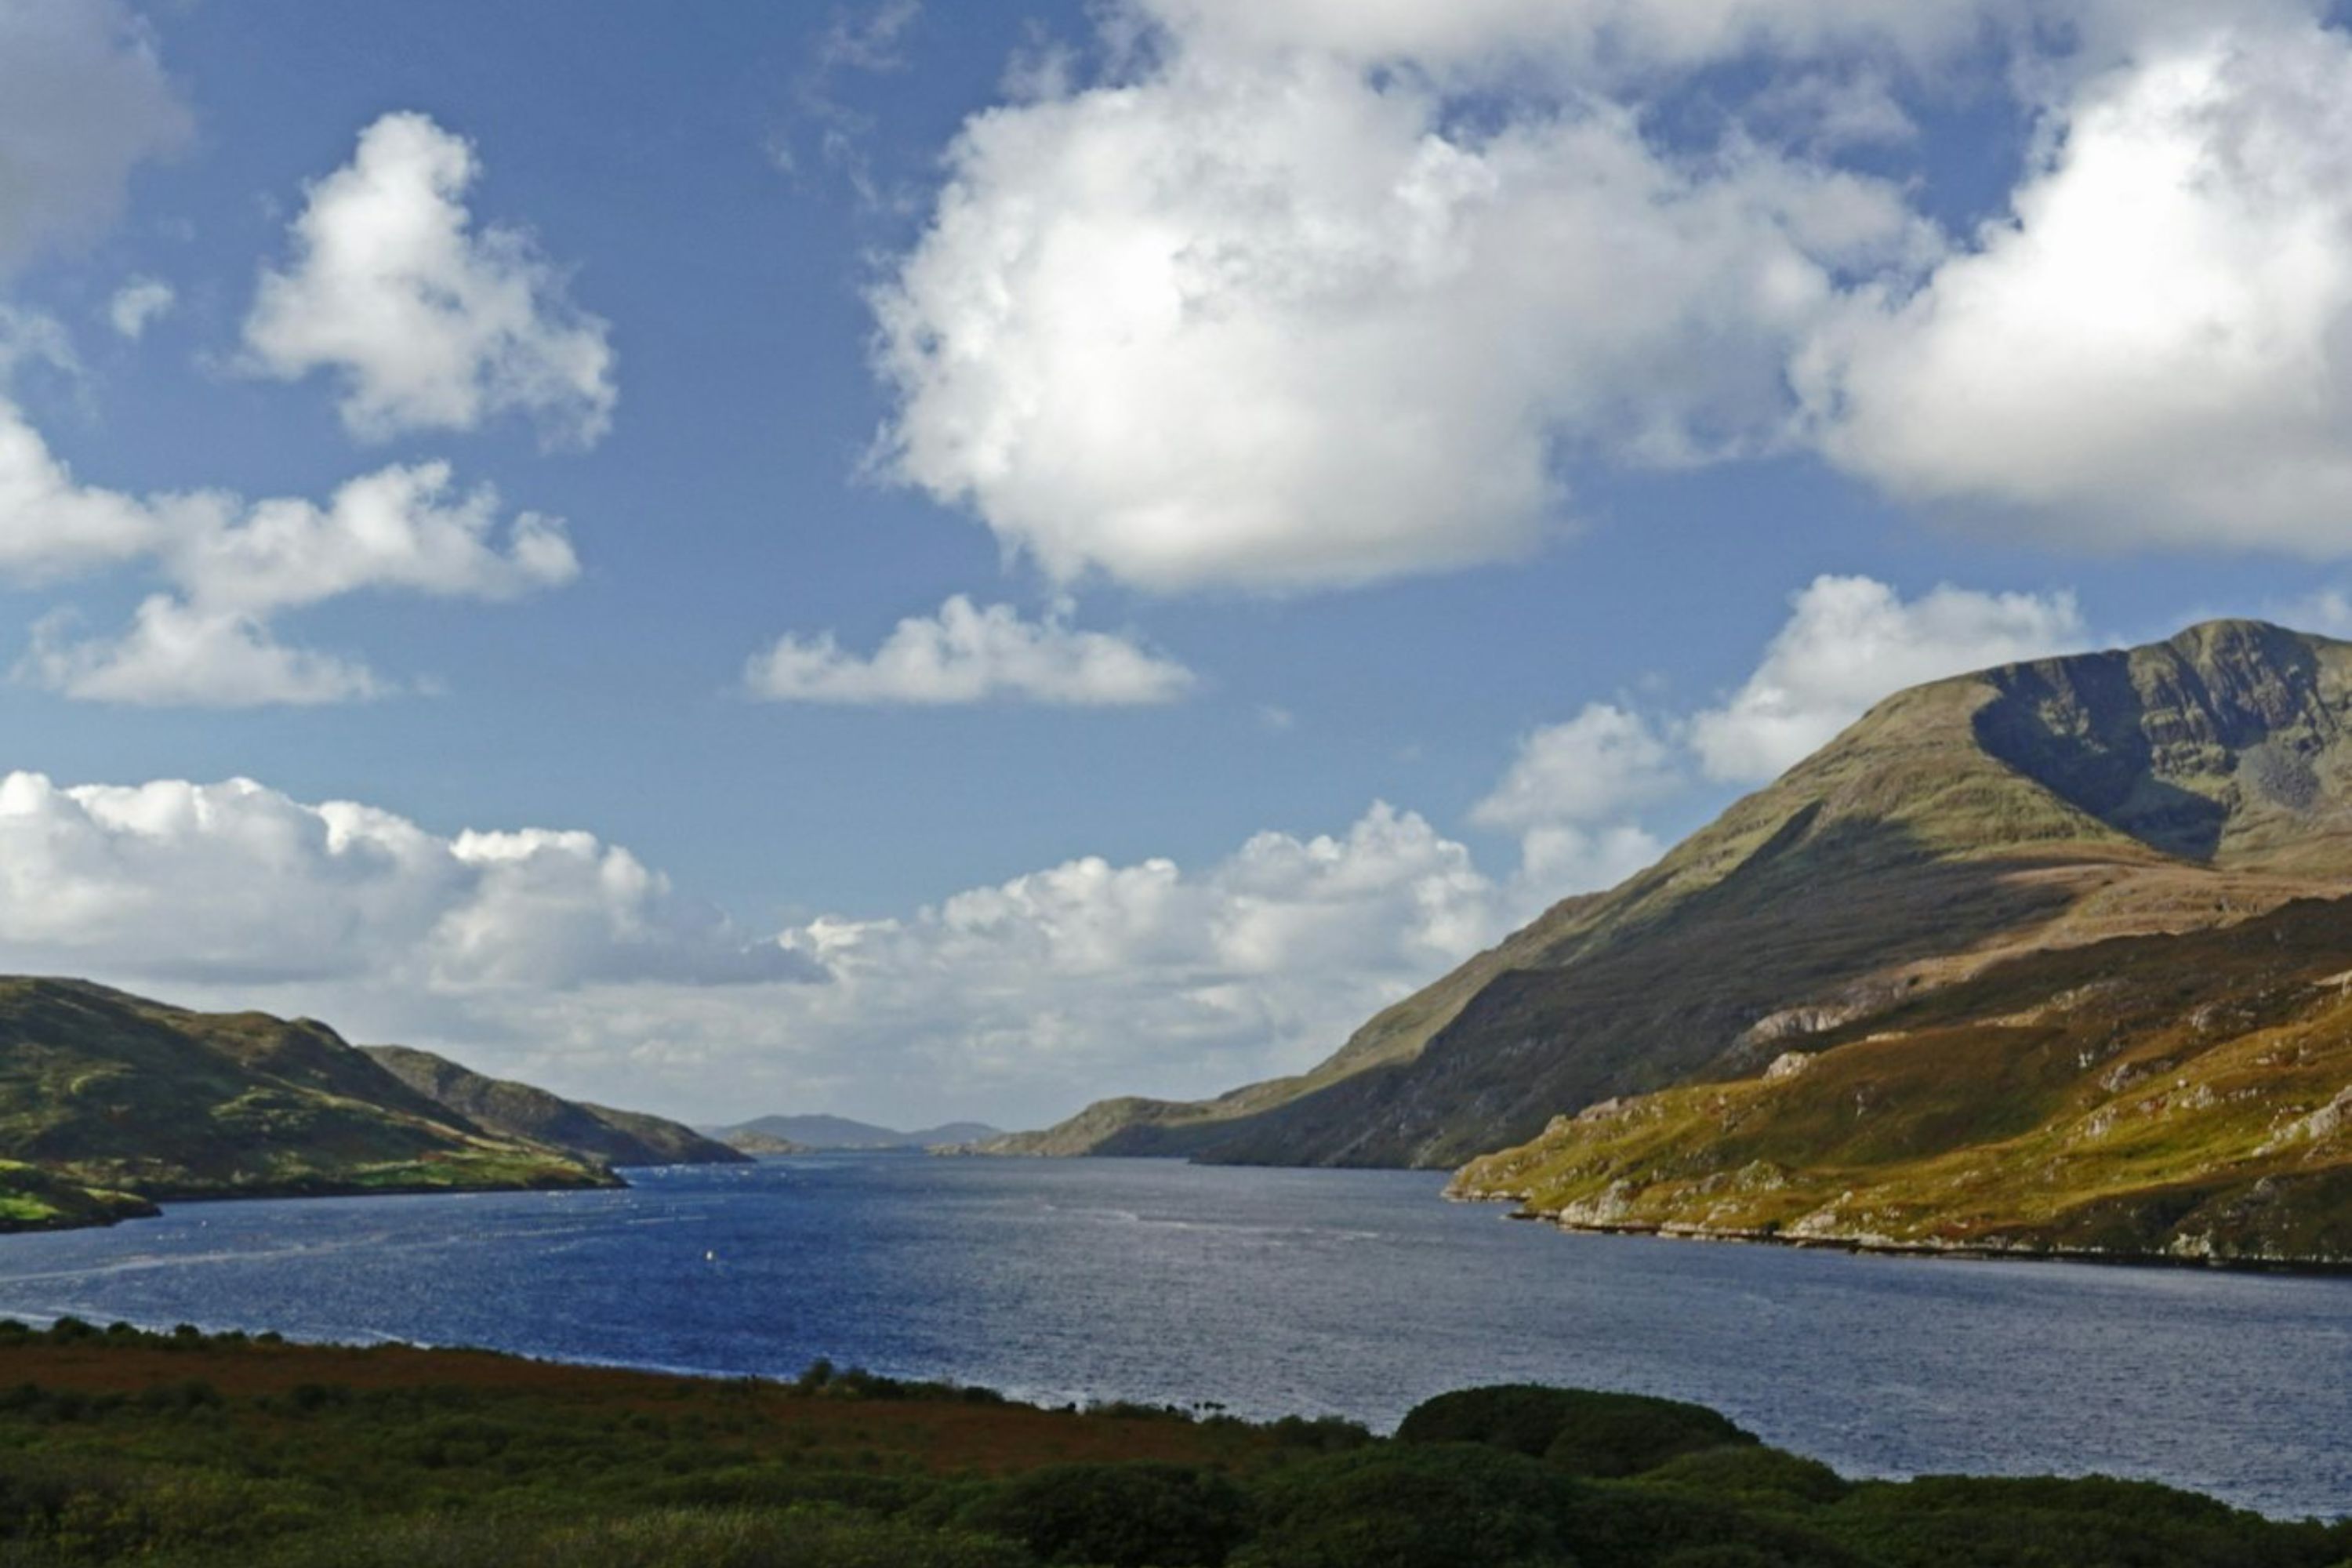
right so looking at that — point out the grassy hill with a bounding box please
[983,622,2352,1212]
[362,1045,748,1168]
[0,978,615,1221]
[1453,891,2352,1264]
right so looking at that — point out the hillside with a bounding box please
[985,621,2352,1176]
[1453,890,2352,1264]
[0,978,615,1218]
[363,1046,749,1168]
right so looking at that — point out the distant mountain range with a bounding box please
[708,1114,1004,1152]
[979,620,2352,1265]
[0,977,740,1233]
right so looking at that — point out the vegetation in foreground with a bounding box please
[0,1324,2337,1566]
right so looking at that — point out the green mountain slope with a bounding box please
[363,1046,750,1168]
[0,978,615,1211]
[985,621,2352,1172]
[1452,891,2352,1264]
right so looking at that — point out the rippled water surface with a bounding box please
[0,1156,2342,1516]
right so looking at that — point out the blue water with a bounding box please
[0,1156,2342,1518]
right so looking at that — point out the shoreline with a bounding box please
[1450,1189,2352,1278]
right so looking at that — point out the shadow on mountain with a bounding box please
[1100,814,2084,1168]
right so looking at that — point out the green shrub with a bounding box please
[1396,1385,1757,1479]
[1234,1443,1584,1568]
[959,1462,1247,1566]
[1642,1446,1849,1506]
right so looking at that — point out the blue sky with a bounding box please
[2,0,2350,1127]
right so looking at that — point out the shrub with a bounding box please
[1642,1446,1850,1506]
[960,1462,1248,1567]
[1397,1385,1758,1478]
[1234,1443,1584,1568]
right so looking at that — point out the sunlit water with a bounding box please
[0,1156,2341,1517]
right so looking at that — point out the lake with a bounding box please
[0,1155,2341,1518]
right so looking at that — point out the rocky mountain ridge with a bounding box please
[980,622,2352,1213]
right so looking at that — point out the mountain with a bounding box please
[0,978,615,1218]
[720,1130,815,1156]
[711,1114,1004,1151]
[361,1046,750,1168]
[983,621,2352,1192]
[1450,888,2352,1264]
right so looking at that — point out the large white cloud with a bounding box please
[746,595,1196,706]
[0,772,803,992]
[1687,575,2087,782]
[0,0,190,272]
[0,764,1519,1125]
[1806,11,2352,550]
[0,395,576,704]
[873,35,1927,592]
[876,0,2352,582]
[244,112,616,446]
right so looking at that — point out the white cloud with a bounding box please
[1472,703,1679,832]
[244,112,615,446]
[1467,703,1678,902]
[0,771,804,993]
[23,598,387,708]
[761,800,1509,1105]
[746,595,1196,706]
[0,763,1517,1126]
[1132,0,2016,78]
[1806,13,2352,552]
[1687,575,2087,782]
[0,0,190,272]
[106,277,174,339]
[873,33,1928,592]
[876,1,2352,583]
[0,398,577,705]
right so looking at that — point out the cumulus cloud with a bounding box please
[23,598,386,708]
[1472,704,1679,832]
[745,595,1196,706]
[0,764,1518,1124]
[0,0,190,272]
[760,801,1508,1104]
[105,277,174,339]
[873,0,2352,580]
[873,29,1928,592]
[1806,11,2352,550]
[0,771,804,992]
[1467,704,1676,900]
[0,398,577,704]
[1687,575,2087,782]
[244,112,615,446]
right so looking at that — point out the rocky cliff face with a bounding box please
[983,622,2352,1174]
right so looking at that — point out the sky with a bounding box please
[2,0,2352,1130]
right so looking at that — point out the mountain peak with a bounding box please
[986,619,2352,1171]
